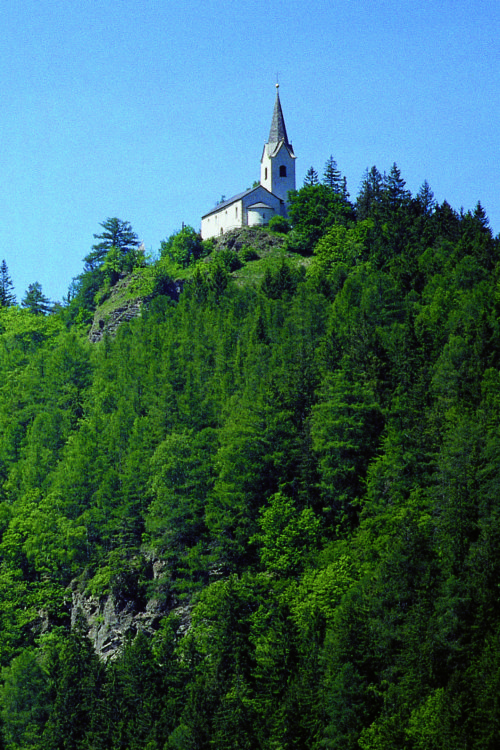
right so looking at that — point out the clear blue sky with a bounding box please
[1,0,499,303]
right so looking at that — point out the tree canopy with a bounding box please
[83,217,141,271]
[21,282,51,315]
[0,165,500,749]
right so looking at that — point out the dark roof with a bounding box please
[201,185,283,219]
[201,188,255,219]
[269,90,291,146]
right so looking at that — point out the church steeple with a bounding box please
[269,86,291,147]
[260,84,296,208]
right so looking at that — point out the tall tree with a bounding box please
[416,180,436,216]
[382,162,411,213]
[356,165,384,220]
[83,217,140,271]
[21,282,51,315]
[303,166,319,186]
[323,156,343,193]
[0,260,16,306]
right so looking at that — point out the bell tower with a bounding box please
[260,85,296,210]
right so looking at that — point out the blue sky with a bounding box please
[1,0,499,303]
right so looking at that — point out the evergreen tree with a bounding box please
[0,261,16,306]
[83,217,140,271]
[303,166,319,186]
[323,156,342,193]
[356,165,384,220]
[416,179,436,216]
[382,162,411,212]
[21,282,51,315]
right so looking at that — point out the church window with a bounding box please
[235,207,238,218]
[265,167,268,180]
[279,165,287,177]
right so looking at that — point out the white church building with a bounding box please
[201,86,296,239]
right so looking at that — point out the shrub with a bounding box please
[268,215,291,234]
[239,246,260,263]
[216,249,243,272]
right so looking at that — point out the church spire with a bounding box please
[260,84,296,206]
[268,84,291,146]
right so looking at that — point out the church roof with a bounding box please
[201,185,282,219]
[265,86,295,158]
[201,188,254,219]
[269,89,290,145]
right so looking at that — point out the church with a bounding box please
[201,85,296,239]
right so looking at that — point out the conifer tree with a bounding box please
[303,166,319,186]
[323,156,342,193]
[83,217,140,271]
[0,260,16,306]
[21,282,51,315]
[356,165,384,219]
[416,180,436,215]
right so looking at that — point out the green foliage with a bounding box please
[267,214,291,233]
[160,225,204,268]
[253,492,320,576]
[285,183,354,254]
[0,648,49,749]
[260,258,303,299]
[0,261,16,307]
[21,282,52,316]
[239,245,260,262]
[84,217,141,270]
[0,169,500,749]
[214,248,243,272]
[66,218,144,325]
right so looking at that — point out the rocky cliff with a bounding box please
[89,272,184,343]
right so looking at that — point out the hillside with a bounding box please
[1,175,500,749]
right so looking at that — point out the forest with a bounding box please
[0,160,500,749]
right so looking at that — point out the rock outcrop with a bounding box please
[88,274,184,343]
[89,297,145,343]
[213,226,286,254]
[71,588,168,660]
[69,553,194,660]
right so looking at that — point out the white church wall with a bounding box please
[201,199,244,239]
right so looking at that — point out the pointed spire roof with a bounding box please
[268,84,291,146]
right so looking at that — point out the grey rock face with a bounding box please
[71,588,170,661]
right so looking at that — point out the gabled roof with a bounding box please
[247,202,273,210]
[201,185,282,219]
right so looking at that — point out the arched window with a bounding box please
[279,165,287,177]
[265,167,268,180]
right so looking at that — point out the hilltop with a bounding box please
[88,226,308,341]
[1,172,500,749]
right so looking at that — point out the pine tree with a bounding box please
[383,162,410,211]
[21,282,51,315]
[303,166,319,186]
[416,180,436,216]
[323,156,342,193]
[83,217,140,271]
[0,260,16,306]
[356,165,384,219]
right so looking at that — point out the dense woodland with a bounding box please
[1,161,500,748]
